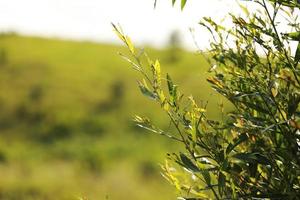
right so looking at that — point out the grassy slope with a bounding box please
[0,34,231,200]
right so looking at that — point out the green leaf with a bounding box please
[268,0,300,8]
[238,3,249,16]
[167,74,174,94]
[118,52,140,70]
[138,81,157,100]
[232,152,270,165]
[180,153,199,172]
[112,23,135,54]
[233,153,256,163]
[153,59,161,86]
[166,74,178,106]
[226,133,248,154]
[295,42,300,64]
[254,15,266,27]
[112,23,125,43]
[125,36,135,54]
[218,172,226,196]
[181,0,187,10]
[172,0,176,6]
[271,87,278,97]
[234,100,270,115]
[201,169,211,186]
[286,32,300,41]
[230,178,237,199]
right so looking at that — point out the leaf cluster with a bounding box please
[114,0,300,199]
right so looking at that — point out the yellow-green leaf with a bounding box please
[234,118,244,128]
[181,0,187,10]
[153,59,161,86]
[112,23,125,43]
[286,31,300,41]
[239,3,249,16]
[271,82,279,97]
[271,87,278,97]
[207,77,224,88]
[125,36,135,54]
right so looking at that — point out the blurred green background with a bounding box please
[0,33,230,200]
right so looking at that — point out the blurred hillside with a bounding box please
[0,33,231,200]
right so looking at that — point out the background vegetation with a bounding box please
[0,33,231,199]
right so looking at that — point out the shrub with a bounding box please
[114,0,300,199]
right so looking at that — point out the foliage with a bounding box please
[115,0,300,199]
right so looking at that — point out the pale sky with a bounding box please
[0,0,259,49]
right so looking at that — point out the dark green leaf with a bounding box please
[234,100,271,115]
[172,0,176,6]
[295,42,300,64]
[268,0,300,8]
[226,133,248,154]
[218,172,226,196]
[180,153,199,172]
[233,152,270,165]
[249,163,258,177]
[201,169,211,186]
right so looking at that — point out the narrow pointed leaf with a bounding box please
[181,0,187,10]
[180,153,199,172]
[167,74,174,95]
[138,81,156,100]
[172,0,176,6]
[153,59,161,86]
[226,133,248,154]
[201,170,211,185]
[295,42,300,64]
[218,172,226,196]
